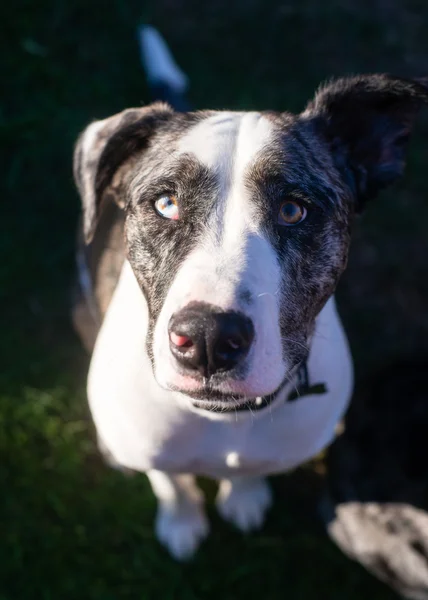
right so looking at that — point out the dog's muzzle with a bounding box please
[168,302,254,378]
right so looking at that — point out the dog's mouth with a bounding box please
[184,374,294,413]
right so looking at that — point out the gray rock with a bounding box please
[323,361,428,599]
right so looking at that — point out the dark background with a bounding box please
[2,1,428,598]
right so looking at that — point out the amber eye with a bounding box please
[278,200,307,226]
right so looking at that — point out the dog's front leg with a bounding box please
[216,475,272,532]
[147,470,209,560]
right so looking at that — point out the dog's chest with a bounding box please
[89,379,349,477]
[128,398,340,477]
[87,262,353,477]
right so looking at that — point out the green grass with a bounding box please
[2,0,428,597]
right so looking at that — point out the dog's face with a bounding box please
[74,75,427,408]
[123,111,352,404]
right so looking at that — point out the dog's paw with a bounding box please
[155,504,209,561]
[216,477,272,532]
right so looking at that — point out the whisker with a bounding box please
[285,361,301,400]
[282,337,310,352]
[256,287,280,299]
[310,331,340,343]
[243,399,255,422]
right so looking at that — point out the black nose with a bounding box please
[168,303,254,377]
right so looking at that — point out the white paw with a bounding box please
[155,504,209,561]
[216,477,272,532]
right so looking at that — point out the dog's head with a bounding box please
[74,75,427,409]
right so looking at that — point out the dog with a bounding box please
[72,27,428,560]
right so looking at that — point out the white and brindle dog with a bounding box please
[72,41,428,559]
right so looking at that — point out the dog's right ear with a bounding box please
[303,75,428,209]
[73,103,174,244]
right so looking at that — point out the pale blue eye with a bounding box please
[154,195,179,220]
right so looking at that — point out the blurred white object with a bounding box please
[138,25,188,92]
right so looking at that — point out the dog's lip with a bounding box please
[163,359,305,411]
[182,375,292,412]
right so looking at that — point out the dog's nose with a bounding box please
[168,304,254,377]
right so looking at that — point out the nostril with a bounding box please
[214,333,253,362]
[216,338,242,355]
[211,314,254,371]
[226,339,240,350]
[169,331,194,349]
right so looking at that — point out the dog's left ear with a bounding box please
[73,103,174,243]
[304,74,428,208]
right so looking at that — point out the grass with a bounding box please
[2,0,428,598]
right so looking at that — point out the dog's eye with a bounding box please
[278,200,307,226]
[154,195,179,220]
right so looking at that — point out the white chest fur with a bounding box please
[88,261,353,478]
